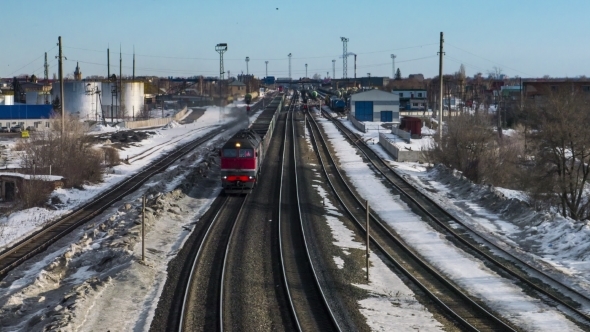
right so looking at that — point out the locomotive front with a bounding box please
[220,130,261,194]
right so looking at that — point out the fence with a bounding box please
[378,133,426,162]
[121,106,188,129]
[347,112,366,133]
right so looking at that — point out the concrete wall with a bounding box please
[121,106,187,129]
[347,112,366,133]
[391,127,411,142]
[378,133,426,162]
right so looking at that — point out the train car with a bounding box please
[221,95,283,194]
[329,96,346,112]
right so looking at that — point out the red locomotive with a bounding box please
[220,129,264,194]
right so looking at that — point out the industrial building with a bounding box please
[0,104,54,130]
[350,89,400,123]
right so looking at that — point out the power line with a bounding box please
[7,45,57,76]
[445,55,486,72]
[63,42,439,62]
[446,43,531,76]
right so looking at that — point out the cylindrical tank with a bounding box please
[101,81,145,120]
[1,95,15,105]
[51,81,101,120]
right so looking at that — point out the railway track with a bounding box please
[128,125,217,163]
[278,99,341,331]
[0,129,220,278]
[319,108,590,327]
[174,195,247,332]
[306,109,516,331]
[220,93,293,331]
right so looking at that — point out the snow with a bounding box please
[316,113,583,331]
[2,92,590,330]
[311,183,443,331]
[0,98,264,330]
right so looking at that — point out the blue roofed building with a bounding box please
[0,104,54,130]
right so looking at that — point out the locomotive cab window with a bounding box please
[239,149,254,158]
[223,149,238,157]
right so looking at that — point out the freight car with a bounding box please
[220,95,284,193]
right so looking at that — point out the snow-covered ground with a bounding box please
[1,94,589,330]
[317,110,590,330]
[0,98,261,331]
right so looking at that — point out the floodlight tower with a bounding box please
[288,53,292,79]
[215,43,228,80]
[391,54,397,79]
[265,61,269,77]
[245,56,250,75]
[341,37,349,78]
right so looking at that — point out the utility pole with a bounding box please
[265,61,268,78]
[438,32,444,142]
[391,54,396,79]
[119,46,122,120]
[354,54,357,79]
[107,46,110,78]
[332,59,336,79]
[341,37,349,79]
[133,46,135,80]
[44,52,49,104]
[288,53,292,79]
[58,36,65,136]
[245,56,250,75]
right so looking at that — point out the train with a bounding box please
[329,96,346,112]
[220,95,284,194]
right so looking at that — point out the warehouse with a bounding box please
[350,89,400,123]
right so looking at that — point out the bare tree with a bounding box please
[428,112,522,185]
[487,66,503,80]
[19,113,104,190]
[524,87,590,220]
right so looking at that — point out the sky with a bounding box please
[2,0,589,80]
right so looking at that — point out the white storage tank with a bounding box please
[26,91,51,105]
[101,81,144,120]
[51,81,102,120]
[1,95,14,105]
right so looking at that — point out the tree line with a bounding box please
[428,85,590,221]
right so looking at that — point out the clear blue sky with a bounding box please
[2,0,589,80]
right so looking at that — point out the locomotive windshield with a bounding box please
[223,148,254,158]
[223,149,238,157]
[239,149,254,157]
